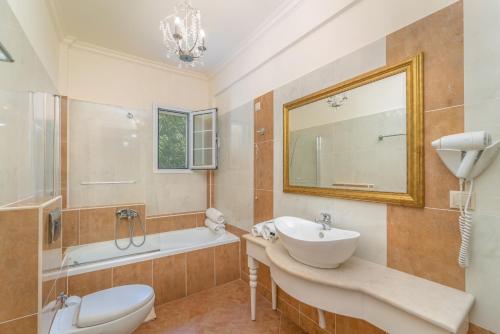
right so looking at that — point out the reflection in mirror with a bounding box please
[284,54,423,207]
[288,72,407,193]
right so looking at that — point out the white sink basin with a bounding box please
[274,216,360,269]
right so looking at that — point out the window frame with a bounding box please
[189,108,218,170]
[153,104,192,174]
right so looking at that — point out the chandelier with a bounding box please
[159,1,207,67]
[326,93,348,111]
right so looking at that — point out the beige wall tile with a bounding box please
[424,106,464,209]
[0,208,38,322]
[60,96,69,209]
[79,204,147,244]
[207,170,215,208]
[468,323,495,334]
[62,209,79,247]
[299,302,319,323]
[215,242,240,285]
[257,284,272,302]
[254,190,273,224]
[68,269,112,297]
[225,224,249,275]
[335,314,385,334]
[254,140,274,191]
[195,212,206,227]
[387,206,465,290]
[42,280,56,308]
[299,313,329,334]
[278,298,300,327]
[386,1,463,111]
[0,314,37,334]
[186,248,215,295]
[257,262,272,290]
[254,91,274,143]
[278,287,300,310]
[153,254,187,305]
[79,207,115,244]
[113,261,153,287]
[146,213,197,234]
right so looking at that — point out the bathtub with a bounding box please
[49,227,239,278]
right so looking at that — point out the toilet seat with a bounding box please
[78,284,154,327]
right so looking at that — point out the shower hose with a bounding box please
[115,209,146,250]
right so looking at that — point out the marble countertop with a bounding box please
[244,234,474,334]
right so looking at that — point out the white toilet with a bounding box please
[50,284,155,334]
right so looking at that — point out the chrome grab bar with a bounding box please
[378,133,406,141]
[331,182,375,189]
[80,180,136,185]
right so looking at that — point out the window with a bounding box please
[157,109,189,169]
[153,106,217,172]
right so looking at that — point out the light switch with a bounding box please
[450,191,476,210]
[254,101,261,112]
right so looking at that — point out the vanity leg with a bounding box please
[318,309,326,329]
[248,256,259,321]
[271,279,277,310]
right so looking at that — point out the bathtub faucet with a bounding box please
[116,208,139,220]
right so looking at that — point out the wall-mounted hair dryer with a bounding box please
[433,131,500,268]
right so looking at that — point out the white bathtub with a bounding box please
[51,227,239,278]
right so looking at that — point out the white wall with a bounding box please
[289,72,406,131]
[212,0,456,114]
[6,0,61,89]
[60,42,212,215]
[464,0,500,331]
[60,42,210,111]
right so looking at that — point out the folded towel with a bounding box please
[262,222,278,242]
[205,219,225,233]
[206,208,225,224]
[251,222,266,237]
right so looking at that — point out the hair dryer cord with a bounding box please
[458,179,474,268]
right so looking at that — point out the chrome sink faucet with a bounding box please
[315,212,333,230]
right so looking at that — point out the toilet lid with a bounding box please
[77,284,154,328]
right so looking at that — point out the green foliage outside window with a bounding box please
[158,111,188,169]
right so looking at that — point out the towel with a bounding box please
[205,219,225,233]
[251,222,266,237]
[262,222,278,242]
[206,208,225,224]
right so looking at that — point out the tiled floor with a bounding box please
[134,279,305,334]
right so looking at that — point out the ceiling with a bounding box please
[51,0,290,74]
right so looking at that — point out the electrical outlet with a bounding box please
[449,191,476,210]
[254,101,261,112]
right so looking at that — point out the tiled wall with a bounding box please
[254,91,274,224]
[41,198,67,334]
[214,102,254,231]
[0,197,66,334]
[385,1,465,291]
[464,0,500,332]
[0,207,39,333]
[66,241,240,307]
[62,204,205,250]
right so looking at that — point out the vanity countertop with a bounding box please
[244,234,474,334]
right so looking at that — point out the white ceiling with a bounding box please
[51,0,290,74]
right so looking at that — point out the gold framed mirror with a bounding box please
[283,54,424,207]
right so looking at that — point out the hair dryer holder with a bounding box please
[435,140,500,179]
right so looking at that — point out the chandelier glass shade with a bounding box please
[159,1,207,67]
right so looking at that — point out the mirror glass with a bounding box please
[288,72,408,193]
